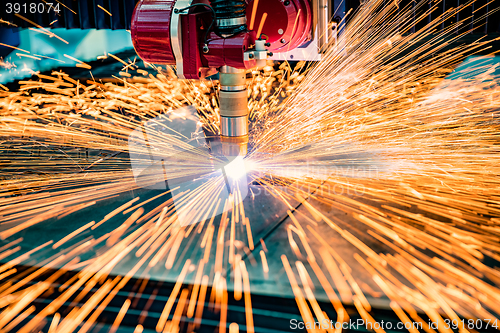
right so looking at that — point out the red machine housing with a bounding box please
[131,0,312,79]
[130,0,177,65]
[246,0,311,52]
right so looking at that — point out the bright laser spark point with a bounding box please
[224,156,247,181]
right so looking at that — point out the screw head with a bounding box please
[284,0,290,5]
[202,45,209,53]
[249,53,255,59]
[265,42,271,47]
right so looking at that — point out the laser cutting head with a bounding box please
[218,65,248,158]
[131,0,335,158]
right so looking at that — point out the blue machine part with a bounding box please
[0,28,133,84]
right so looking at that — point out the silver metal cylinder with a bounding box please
[221,116,248,137]
[219,66,248,134]
[216,16,247,28]
[220,85,247,91]
[218,66,249,157]
[219,90,248,117]
[220,65,246,75]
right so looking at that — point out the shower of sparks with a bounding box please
[1,0,500,332]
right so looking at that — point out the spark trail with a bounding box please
[1,0,500,332]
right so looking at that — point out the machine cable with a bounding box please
[175,1,249,52]
[209,0,247,37]
[174,3,216,52]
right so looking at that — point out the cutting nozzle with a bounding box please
[219,66,249,158]
[221,135,248,158]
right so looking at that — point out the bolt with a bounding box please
[265,42,271,47]
[267,52,274,57]
[249,53,255,59]
[284,0,290,5]
[280,38,286,43]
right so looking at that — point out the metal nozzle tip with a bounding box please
[221,135,248,158]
